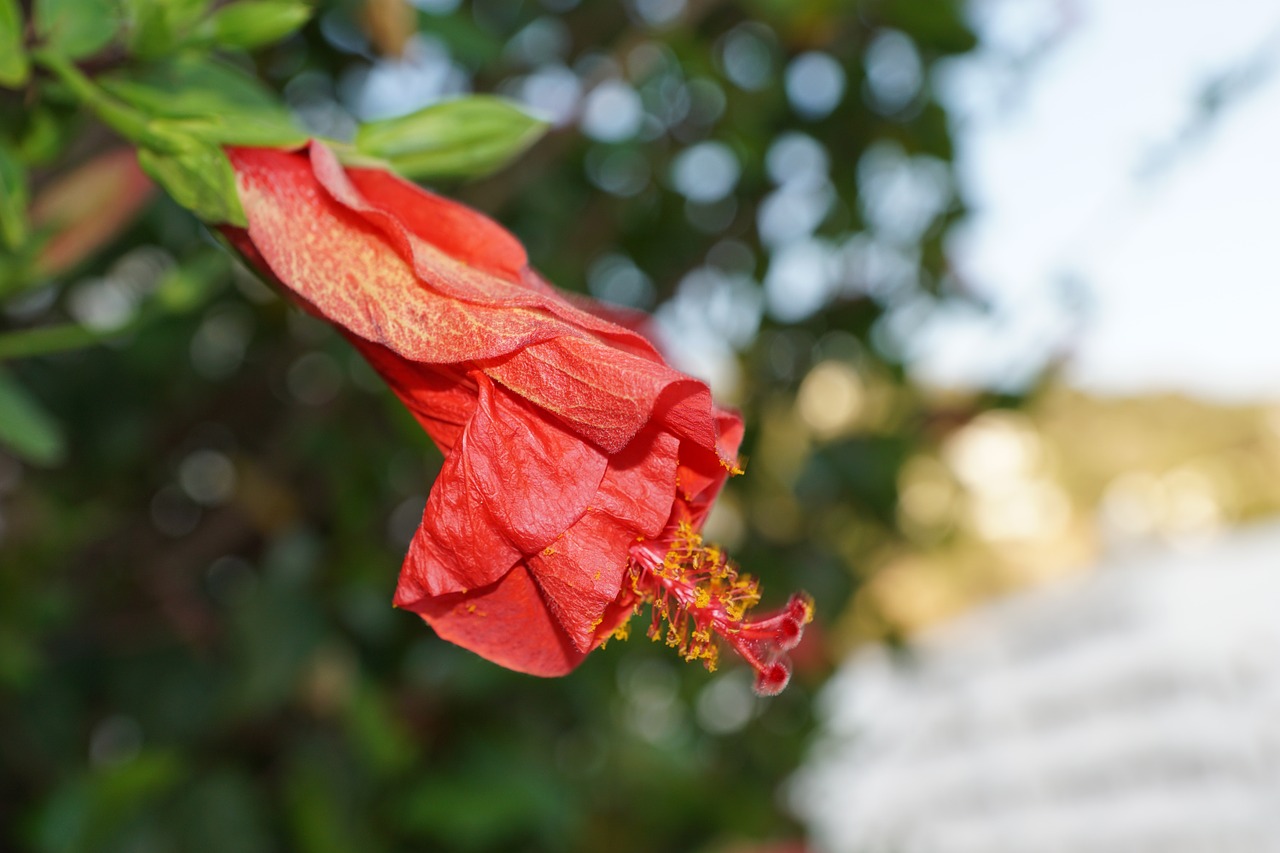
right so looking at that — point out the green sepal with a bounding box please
[0,142,28,251]
[137,138,247,226]
[197,0,314,50]
[100,56,306,148]
[0,370,65,466]
[0,0,29,87]
[355,96,549,180]
[35,0,119,60]
[149,114,308,148]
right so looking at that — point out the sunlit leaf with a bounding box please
[123,0,210,58]
[0,0,29,87]
[100,56,306,147]
[198,0,314,50]
[35,0,119,59]
[355,96,549,179]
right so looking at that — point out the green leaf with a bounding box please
[0,0,29,87]
[123,0,210,58]
[31,49,157,144]
[137,138,247,226]
[100,56,306,147]
[0,142,28,251]
[0,371,65,465]
[0,324,104,361]
[32,752,184,852]
[35,0,119,60]
[101,55,287,116]
[199,0,313,50]
[355,96,549,179]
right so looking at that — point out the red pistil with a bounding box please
[620,521,813,696]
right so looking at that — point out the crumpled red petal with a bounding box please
[526,428,680,650]
[412,562,585,677]
[227,146,564,364]
[395,374,607,600]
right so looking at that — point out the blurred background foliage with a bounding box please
[0,0,1033,850]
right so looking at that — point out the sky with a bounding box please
[917,0,1280,400]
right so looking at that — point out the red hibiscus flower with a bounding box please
[222,142,811,694]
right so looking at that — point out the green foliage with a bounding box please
[152,250,228,313]
[123,0,210,58]
[800,436,911,526]
[14,106,65,164]
[0,371,65,465]
[355,96,550,179]
[99,56,307,147]
[0,324,116,361]
[0,0,29,87]
[0,141,27,250]
[34,56,308,224]
[31,751,185,853]
[34,0,119,60]
[197,0,314,50]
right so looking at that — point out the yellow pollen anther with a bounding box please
[618,522,775,673]
[619,519,811,695]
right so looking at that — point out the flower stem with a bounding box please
[0,321,130,361]
[31,51,165,149]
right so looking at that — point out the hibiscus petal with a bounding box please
[396,374,607,600]
[347,335,477,455]
[228,146,564,364]
[409,563,585,677]
[315,145,665,362]
[343,162,528,283]
[483,335,720,455]
[592,428,680,534]
[527,428,679,651]
[528,510,635,653]
[715,407,745,462]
